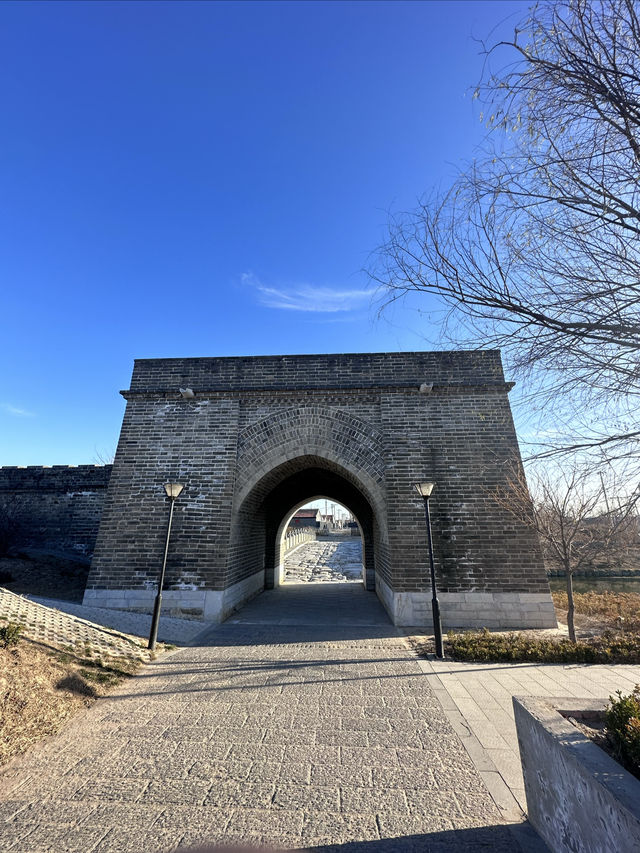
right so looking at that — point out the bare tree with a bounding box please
[495,464,640,641]
[371,0,640,463]
[92,447,115,466]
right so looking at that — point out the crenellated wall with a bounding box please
[0,465,112,557]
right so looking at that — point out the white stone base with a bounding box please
[83,570,265,623]
[375,576,557,629]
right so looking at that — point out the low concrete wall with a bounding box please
[375,576,557,629]
[513,696,640,853]
[83,570,265,623]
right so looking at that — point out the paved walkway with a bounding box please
[0,584,537,853]
[416,656,640,821]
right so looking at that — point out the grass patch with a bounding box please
[409,591,640,663]
[552,590,640,632]
[0,636,141,767]
[0,622,22,648]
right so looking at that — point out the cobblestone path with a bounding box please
[0,586,532,852]
[284,538,363,583]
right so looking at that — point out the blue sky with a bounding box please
[1,0,528,464]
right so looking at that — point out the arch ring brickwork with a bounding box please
[234,405,386,512]
[229,406,389,598]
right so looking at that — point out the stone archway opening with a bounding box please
[227,454,382,613]
[276,497,365,586]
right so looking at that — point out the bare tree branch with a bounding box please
[493,461,640,640]
[371,0,640,464]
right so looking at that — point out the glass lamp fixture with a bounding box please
[413,482,435,498]
[164,483,184,499]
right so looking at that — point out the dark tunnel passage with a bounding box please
[228,455,381,596]
[265,466,376,590]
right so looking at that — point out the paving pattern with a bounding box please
[418,655,640,821]
[0,584,532,852]
[24,594,209,647]
[284,537,363,583]
[0,588,156,665]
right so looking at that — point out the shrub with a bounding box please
[0,623,23,648]
[606,685,640,776]
[446,628,640,664]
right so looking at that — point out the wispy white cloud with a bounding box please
[242,272,371,313]
[2,403,35,417]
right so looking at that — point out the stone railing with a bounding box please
[282,528,316,555]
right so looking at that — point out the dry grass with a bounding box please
[443,628,640,664]
[409,590,640,663]
[552,590,640,633]
[0,636,140,767]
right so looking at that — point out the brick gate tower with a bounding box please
[84,351,556,629]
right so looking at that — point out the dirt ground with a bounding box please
[0,633,141,767]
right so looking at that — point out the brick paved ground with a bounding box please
[0,584,536,853]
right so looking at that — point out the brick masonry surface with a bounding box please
[0,586,535,853]
[85,351,555,628]
[0,465,112,557]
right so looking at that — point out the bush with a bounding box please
[0,623,23,648]
[446,628,640,664]
[606,685,640,777]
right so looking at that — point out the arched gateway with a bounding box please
[84,351,556,629]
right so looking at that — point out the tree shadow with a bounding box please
[55,672,98,698]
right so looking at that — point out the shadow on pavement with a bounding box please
[303,822,547,851]
[175,821,547,852]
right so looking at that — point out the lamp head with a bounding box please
[413,482,435,499]
[164,483,184,499]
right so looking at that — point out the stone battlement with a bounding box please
[0,465,112,492]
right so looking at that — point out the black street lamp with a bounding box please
[148,482,184,651]
[414,482,444,659]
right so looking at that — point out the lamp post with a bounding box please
[414,482,444,659]
[148,483,184,651]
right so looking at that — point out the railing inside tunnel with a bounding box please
[282,527,316,555]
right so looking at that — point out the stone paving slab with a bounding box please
[416,655,640,821]
[284,538,363,584]
[0,585,538,852]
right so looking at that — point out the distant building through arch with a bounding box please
[84,351,556,630]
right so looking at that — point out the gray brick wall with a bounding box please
[85,351,554,627]
[0,465,112,556]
